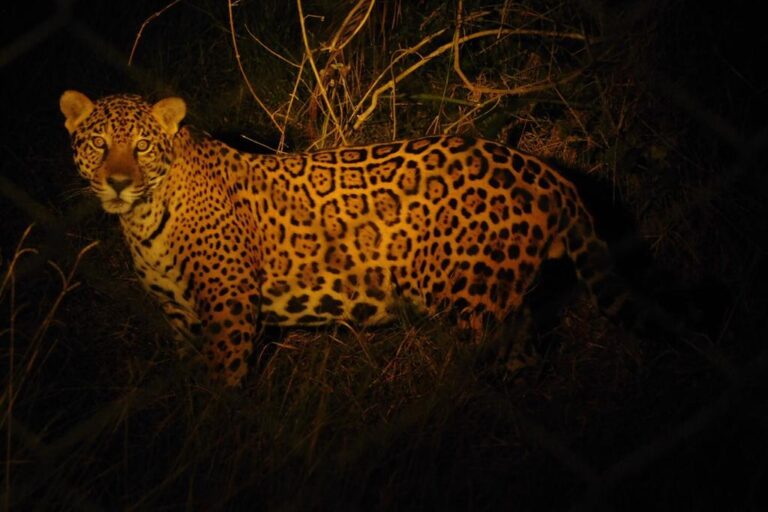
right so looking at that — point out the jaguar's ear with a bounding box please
[152,97,186,136]
[60,90,95,134]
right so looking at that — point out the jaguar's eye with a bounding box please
[91,135,107,149]
[136,139,151,152]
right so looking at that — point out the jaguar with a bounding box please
[60,90,628,386]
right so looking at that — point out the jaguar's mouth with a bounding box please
[102,198,133,214]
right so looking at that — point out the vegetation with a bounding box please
[1,0,766,509]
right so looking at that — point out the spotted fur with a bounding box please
[60,91,627,386]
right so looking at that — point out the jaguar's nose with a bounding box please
[107,175,133,194]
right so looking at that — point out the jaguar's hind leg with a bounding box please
[486,307,539,374]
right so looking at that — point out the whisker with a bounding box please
[60,185,92,202]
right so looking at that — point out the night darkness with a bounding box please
[2,0,767,510]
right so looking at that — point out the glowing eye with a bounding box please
[136,139,151,152]
[91,136,107,148]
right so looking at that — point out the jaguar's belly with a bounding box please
[258,266,410,327]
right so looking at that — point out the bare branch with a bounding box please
[352,27,588,130]
[128,0,182,66]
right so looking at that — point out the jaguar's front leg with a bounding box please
[152,298,203,359]
[199,294,257,386]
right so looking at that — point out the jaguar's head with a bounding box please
[59,91,186,214]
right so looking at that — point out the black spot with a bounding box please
[490,167,515,189]
[262,312,289,324]
[341,149,367,163]
[397,167,420,195]
[209,322,222,334]
[453,297,470,311]
[372,142,401,158]
[286,294,309,313]
[512,221,529,236]
[507,245,520,259]
[522,170,536,184]
[404,138,435,154]
[315,294,344,316]
[444,137,473,153]
[451,276,468,293]
[266,280,290,297]
[425,176,449,203]
[467,149,489,180]
[423,149,447,169]
[512,153,524,171]
[511,187,534,203]
[473,261,493,277]
[351,302,378,322]
[228,300,243,315]
[527,160,541,173]
[469,282,488,296]
[366,288,386,300]
[497,267,515,281]
[575,252,590,268]
[547,214,558,229]
[593,278,625,309]
[568,231,584,251]
[296,314,326,324]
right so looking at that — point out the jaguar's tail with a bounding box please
[566,218,681,338]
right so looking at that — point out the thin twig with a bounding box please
[128,0,182,66]
[227,0,283,133]
[443,95,504,133]
[296,0,348,145]
[244,24,301,68]
[324,0,377,53]
[279,56,308,152]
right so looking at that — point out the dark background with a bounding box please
[1,0,767,510]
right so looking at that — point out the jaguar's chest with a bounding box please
[121,207,196,309]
